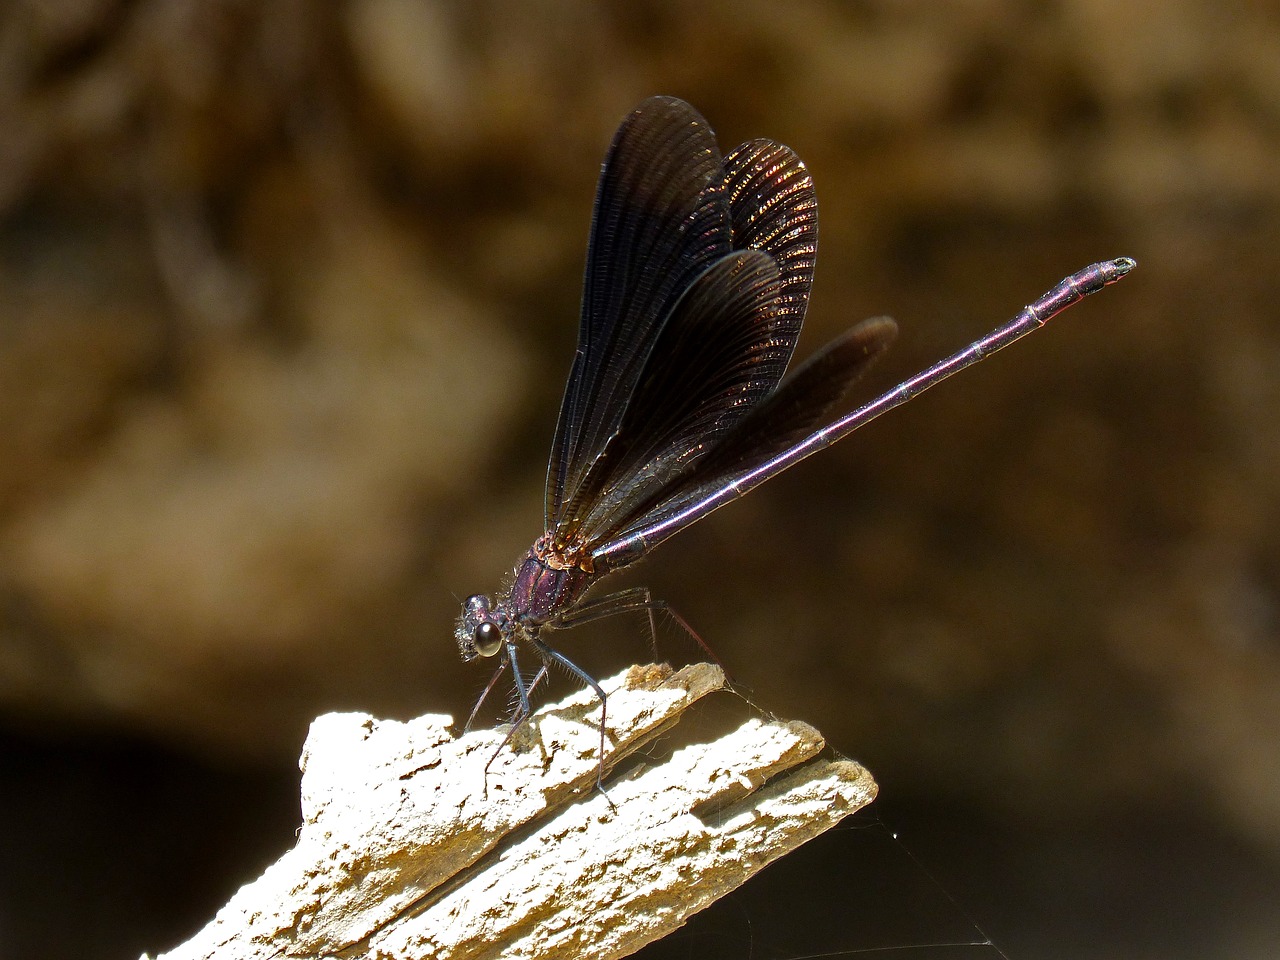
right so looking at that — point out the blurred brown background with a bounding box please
[1,1,1278,957]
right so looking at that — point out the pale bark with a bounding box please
[145,662,877,960]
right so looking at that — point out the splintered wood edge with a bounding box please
[143,662,877,960]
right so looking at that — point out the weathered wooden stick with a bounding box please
[145,662,877,960]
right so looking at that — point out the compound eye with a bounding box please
[473,621,503,658]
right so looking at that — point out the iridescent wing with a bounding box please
[722,138,817,371]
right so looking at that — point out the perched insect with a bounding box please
[457,96,1134,769]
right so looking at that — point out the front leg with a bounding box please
[530,636,611,792]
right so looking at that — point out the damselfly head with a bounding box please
[457,594,505,660]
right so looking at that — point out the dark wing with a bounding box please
[685,316,897,481]
[560,137,823,547]
[545,97,731,531]
[592,317,898,568]
[570,249,784,541]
